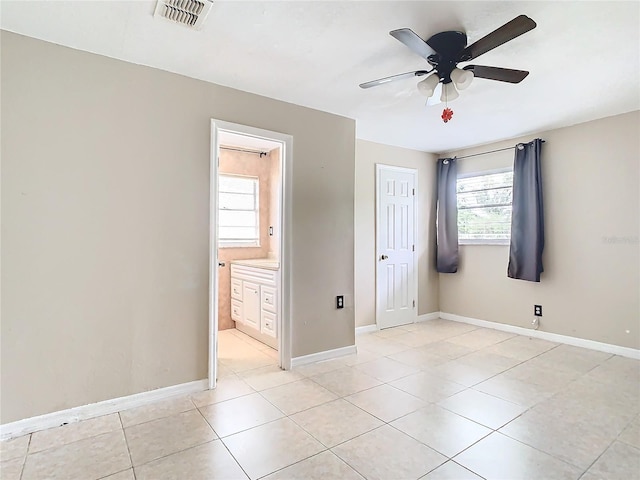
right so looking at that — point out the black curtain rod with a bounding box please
[220,146,268,157]
[451,139,545,161]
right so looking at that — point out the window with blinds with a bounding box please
[457,170,513,244]
[219,174,260,247]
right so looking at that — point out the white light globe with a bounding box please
[451,67,474,90]
[440,82,459,102]
[417,74,440,97]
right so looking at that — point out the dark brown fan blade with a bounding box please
[464,65,529,83]
[359,70,430,89]
[390,28,436,60]
[457,15,536,62]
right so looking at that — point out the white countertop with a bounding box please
[231,258,280,270]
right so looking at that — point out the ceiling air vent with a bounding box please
[154,0,213,30]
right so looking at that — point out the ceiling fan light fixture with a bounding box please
[451,67,474,90]
[441,82,459,102]
[417,74,440,97]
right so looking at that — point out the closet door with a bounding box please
[242,282,260,330]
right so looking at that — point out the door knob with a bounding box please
[218,262,226,267]
[380,255,388,260]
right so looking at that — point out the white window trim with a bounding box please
[459,238,510,246]
[218,174,260,248]
[457,167,513,246]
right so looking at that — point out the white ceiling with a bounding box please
[2,1,639,153]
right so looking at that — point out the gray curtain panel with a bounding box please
[508,138,545,282]
[436,158,459,273]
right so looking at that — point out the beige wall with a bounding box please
[1,31,355,423]
[217,148,275,330]
[439,111,640,349]
[355,140,439,327]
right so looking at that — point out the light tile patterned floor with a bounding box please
[2,321,639,480]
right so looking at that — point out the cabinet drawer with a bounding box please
[231,278,243,301]
[231,299,243,322]
[261,310,277,338]
[261,286,277,313]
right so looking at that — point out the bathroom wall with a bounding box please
[268,148,281,258]
[217,148,276,330]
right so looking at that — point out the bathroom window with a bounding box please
[219,174,260,247]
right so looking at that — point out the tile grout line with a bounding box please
[117,412,135,479]
[194,405,253,480]
[359,326,616,476]
[18,433,31,480]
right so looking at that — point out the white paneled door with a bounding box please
[376,165,417,329]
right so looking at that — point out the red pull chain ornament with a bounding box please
[441,107,453,123]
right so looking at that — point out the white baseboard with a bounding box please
[417,312,440,323]
[440,312,640,360]
[291,345,357,368]
[0,379,208,441]
[356,312,439,335]
[355,324,377,335]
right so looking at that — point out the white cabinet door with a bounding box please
[243,282,260,330]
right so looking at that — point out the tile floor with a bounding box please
[2,321,639,479]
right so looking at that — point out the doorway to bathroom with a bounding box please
[209,120,292,389]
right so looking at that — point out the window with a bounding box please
[219,174,259,247]
[457,170,513,244]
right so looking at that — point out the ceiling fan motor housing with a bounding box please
[427,31,468,83]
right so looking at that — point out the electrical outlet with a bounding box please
[336,295,344,309]
[534,305,542,317]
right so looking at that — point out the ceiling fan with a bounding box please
[360,15,537,116]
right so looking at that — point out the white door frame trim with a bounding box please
[375,164,419,329]
[210,120,293,390]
